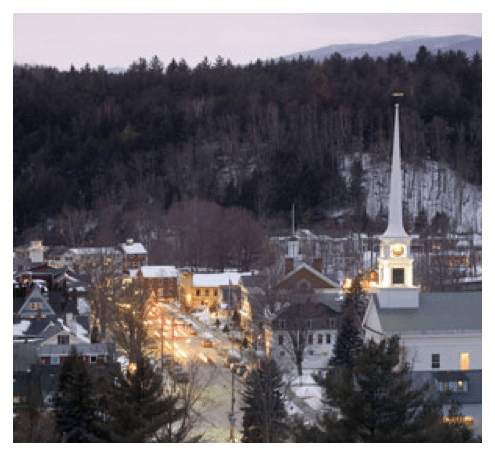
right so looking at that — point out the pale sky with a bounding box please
[11,11,482,71]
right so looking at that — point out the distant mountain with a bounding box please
[283,35,481,62]
[107,66,126,74]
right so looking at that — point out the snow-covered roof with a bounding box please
[13,320,31,337]
[70,247,119,255]
[121,241,147,255]
[192,272,250,288]
[77,297,92,314]
[56,318,90,343]
[140,266,178,278]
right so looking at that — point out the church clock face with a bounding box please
[391,244,405,257]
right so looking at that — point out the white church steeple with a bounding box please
[382,103,409,239]
[376,97,419,308]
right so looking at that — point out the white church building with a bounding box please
[361,100,482,437]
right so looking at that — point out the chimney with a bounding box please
[126,238,134,245]
[313,258,323,272]
[285,258,294,275]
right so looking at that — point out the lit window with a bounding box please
[460,352,470,371]
[432,354,440,369]
[442,416,474,426]
[317,334,323,344]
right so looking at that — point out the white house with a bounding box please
[271,300,340,374]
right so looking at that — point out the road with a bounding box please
[149,303,249,442]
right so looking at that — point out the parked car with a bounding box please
[243,370,257,383]
[201,337,213,348]
[162,354,174,365]
[224,353,241,368]
[236,365,247,376]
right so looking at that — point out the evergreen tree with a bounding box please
[91,356,186,442]
[53,347,98,442]
[329,275,365,371]
[241,360,288,443]
[414,206,429,235]
[13,380,58,442]
[313,335,471,442]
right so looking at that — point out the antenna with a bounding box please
[291,203,295,235]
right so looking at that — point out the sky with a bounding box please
[11,11,483,71]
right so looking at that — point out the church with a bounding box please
[361,98,482,436]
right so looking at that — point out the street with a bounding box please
[149,302,249,442]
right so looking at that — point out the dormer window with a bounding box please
[58,335,69,345]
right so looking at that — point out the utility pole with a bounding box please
[228,286,236,443]
[172,314,176,392]
[161,309,164,373]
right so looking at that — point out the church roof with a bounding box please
[374,291,481,334]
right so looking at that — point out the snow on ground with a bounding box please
[286,400,304,415]
[342,153,482,233]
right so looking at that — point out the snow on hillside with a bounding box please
[342,154,482,233]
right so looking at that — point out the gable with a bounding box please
[278,264,339,291]
[17,289,56,317]
[361,294,383,342]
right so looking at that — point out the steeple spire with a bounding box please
[381,102,408,238]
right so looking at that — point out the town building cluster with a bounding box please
[13,102,482,437]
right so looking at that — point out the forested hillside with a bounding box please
[13,46,481,246]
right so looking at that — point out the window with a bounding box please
[392,268,405,284]
[205,289,210,296]
[196,289,201,296]
[52,356,60,364]
[435,379,468,393]
[279,351,285,357]
[460,352,470,370]
[308,350,314,356]
[317,334,323,344]
[278,335,284,346]
[326,333,331,344]
[432,354,440,369]
[57,335,70,345]
[443,416,474,426]
[90,355,97,363]
[308,334,313,345]
[30,302,42,310]
[40,356,51,364]
[214,290,218,297]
